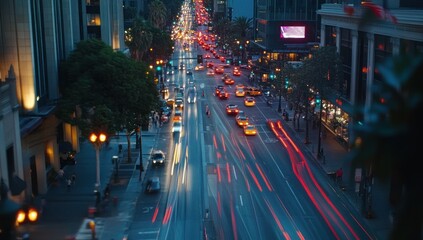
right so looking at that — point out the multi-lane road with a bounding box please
[124,4,377,239]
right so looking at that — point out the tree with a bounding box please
[213,18,233,54]
[148,0,167,30]
[291,46,344,154]
[231,17,252,62]
[350,53,423,239]
[125,18,153,62]
[57,39,160,161]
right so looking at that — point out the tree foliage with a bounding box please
[148,0,167,30]
[350,53,423,239]
[57,39,159,139]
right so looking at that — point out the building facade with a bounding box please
[0,0,124,203]
[251,0,323,81]
[318,1,423,144]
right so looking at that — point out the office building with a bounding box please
[0,0,124,202]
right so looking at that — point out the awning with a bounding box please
[9,175,27,196]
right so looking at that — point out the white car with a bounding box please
[172,121,182,133]
[206,69,215,75]
[187,87,197,103]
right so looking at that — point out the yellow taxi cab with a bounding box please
[245,87,262,96]
[244,97,256,107]
[235,87,245,97]
[236,114,249,127]
[244,124,257,136]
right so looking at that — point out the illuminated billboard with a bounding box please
[280,26,305,39]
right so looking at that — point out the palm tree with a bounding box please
[231,17,252,62]
[148,0,167,30]
[125,18,153,62]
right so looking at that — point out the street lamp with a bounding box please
[276,67,282,113]
[89,133,107,189]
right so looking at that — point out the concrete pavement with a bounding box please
[19,126,160,240]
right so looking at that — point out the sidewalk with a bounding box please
[271,99,393,239]
[22,127,160,240]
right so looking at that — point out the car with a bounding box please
[215,85,224,95]
[244,125,257,136]
[207,69,215,75]
[226,104,239,115]
[233,68,241,76]
[244,97,256,107]
[59,141,77,167]
[145,177,161,193]
[195,64,205,71]
[221,73,230,81]
[218,90,229,100]
[206,62,214,68]
[235,87,245,97]
[214,66,224,74]
[172,121,182,133]
[219,56,225,62]
[187,87,197,103]
[160,106,172,117]
[166,69,175,75]
[236,114,249,127]
[186,69,193,75]
[174,98,184,110]
[150,150,166,166]
[224,78,235,85]
[173,110,183,122]
[166,98,175,108]
[245,87,262,96]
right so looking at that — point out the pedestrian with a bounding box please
[104,184,111,200]
[71,173,76,184]
[336,168,343,184]
[67,178,72,191]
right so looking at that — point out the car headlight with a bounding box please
[153,160,157,163]
[160,160,164,163]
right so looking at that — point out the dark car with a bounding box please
[218,90,229,100]
[59,141,77,167]
[226,104,239,115]
[145,177,161,193]
[150,150,166,166]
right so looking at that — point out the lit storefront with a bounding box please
[320,99,349,144]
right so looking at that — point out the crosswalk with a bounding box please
[74,218,105,240]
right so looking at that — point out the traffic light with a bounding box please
[315,94,321,109]
[284,77,289,88]
[156,66,162,71]
[197,54,203,64]
[228,7,233,21]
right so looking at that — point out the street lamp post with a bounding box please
[276,66,282,113]
[89,133,107,189]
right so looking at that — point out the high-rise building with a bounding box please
[0,0,124,202]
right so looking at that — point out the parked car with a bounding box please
[145,177,161,193]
